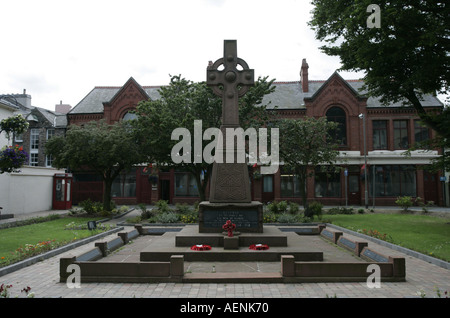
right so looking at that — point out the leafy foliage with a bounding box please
[45,120,146,211]
[132,74,276,201]
[308,0,449,166]
[276,117,341,211]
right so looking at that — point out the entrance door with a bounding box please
[348,174,361,205]
[423,171,438,204]
[262,175,274,202]
[160,179,171,202]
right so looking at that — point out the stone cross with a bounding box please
[207,40,254,126]
[205,40,254,203]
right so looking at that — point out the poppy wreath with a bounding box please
[249,244,269,250]
[190,244,212,251]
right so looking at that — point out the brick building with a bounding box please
[66,61,445,207]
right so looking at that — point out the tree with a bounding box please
[276,117,341,213]
[45,120,146,211]
[132,75,276,201]
[0,114,29,174]
[308,1,449,136]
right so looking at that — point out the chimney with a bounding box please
[300,58,309,92]
[55,100,72,114]
[13,89,32,108]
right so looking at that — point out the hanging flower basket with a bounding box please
[249,244,269,250]
[191,244,211,251]
[0,145,28,174]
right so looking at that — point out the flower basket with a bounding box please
[190,244,211,251]
[0,145,28,174]
[249,244,269,250]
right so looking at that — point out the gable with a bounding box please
[103,77,150,123]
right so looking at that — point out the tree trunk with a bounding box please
[103,178,113,212]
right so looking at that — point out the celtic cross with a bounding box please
[207,40,254,126]
[205,40,254,203]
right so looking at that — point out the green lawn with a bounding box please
[324,213,450,262]
[0,216,105,267]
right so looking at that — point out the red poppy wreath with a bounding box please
[249,244,269,250]
[191,244,212,251]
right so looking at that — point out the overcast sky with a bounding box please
[1,0,445,111]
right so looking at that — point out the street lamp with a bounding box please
[359,113,368,208]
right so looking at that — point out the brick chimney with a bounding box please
[55,100,72,114]
[300,58,309,92]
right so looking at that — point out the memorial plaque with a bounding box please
[362,248,389,263]
[339,237,356,250]
[199,202,263,233]
[203,209,259,229]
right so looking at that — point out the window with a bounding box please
[46,129,55,140]
[369,165,416,197]
[29,129,39,166]
[111,169,137,197]
[372,120,387,150]
[46,155,53,167]
[30,129,39,150]
[280,167,301,197]
[123,112,138,121]
[326,106,347,146]
[414,120,429,144]
[393,120,409,149]
[30,153,39,166]
[174,172,198,197]
[314,168,341,197]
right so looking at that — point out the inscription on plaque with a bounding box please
[203,209,259,229]
[339,237,356,250]
[362,248,389,263]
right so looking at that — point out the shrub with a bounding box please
[395,196,413,212]
[277,201,288,213]
[266,201,279,214]
[277,213,299,223]
[288,202,300,214]
[175,203,192,214]
[307,201,323,219]
[79,199,103,215]
[327,207,354,215]
[155,200,171,213]
[156,212,179,223]
[179,211,198,224]
[263,211,277,223]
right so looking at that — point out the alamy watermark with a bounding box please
[366,264,381,289]
[367,4,381,28]
[171,120,279,174]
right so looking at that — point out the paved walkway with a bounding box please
[0,207,449,300]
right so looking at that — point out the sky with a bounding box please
[0,0,445,111]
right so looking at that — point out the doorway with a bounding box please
[423,171,438,204]
[160,179,171,202]
[348,173,361,205]
[262,175,274,202]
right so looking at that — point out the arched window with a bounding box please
[122,111,137,121]
[326,106,347,146]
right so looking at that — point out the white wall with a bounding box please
[0,166,65,215]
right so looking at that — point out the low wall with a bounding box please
[0,166,64,215]
[60,229,184,283]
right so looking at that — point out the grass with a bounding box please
[324,213,450,262]
[0,216,108,267]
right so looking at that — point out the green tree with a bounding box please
[308,1,449,136]
[45,120,145,211]
[276,117,340,213]
[132,75,276,201]
[0,114,29,174]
